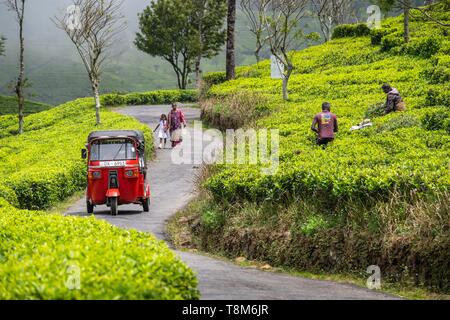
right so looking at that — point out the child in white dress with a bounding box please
[154,114,169,149]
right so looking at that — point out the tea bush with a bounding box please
[332,23,371,39]
[203,10,450,204]
[423,54,450,84]
[0,198,199,300]
[202,72,227,87]
[101,89,198,106]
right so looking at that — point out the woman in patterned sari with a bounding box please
[167,102,186,148]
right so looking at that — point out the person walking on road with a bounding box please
[167,102,187,148]
[311,102,339,146]
[154,114,169,149]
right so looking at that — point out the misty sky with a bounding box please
[0,1,260,104]
[0,0,148,55]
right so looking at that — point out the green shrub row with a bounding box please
[187,197,450,294]
[0,198,199,299]
[101,89,198,106]
[423,54,450,84]
[332,23,371,39]
[196,4,450,295]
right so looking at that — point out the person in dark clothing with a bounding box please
[311,102,338,146]
[382,84,406,115]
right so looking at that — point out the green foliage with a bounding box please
[370,27,396,45]
[299,215,329,236]
[332,23,371,39]
[423,54,450,84]
[101,90,198,106]
[381,31,404,51]
[197,4,450,294]
[0,199,199,300]
[426,88,450,107]
[421,109,450,132]
[377,114,420,132]
[0,95,152,210]
[402,36,442,59]
[135,0,227,89]
[203,72,227,87]
[0,94,53,116]
[0,36,5,56]
[203,11,450,204]
[201,208,225,231]
[365,102,386,118]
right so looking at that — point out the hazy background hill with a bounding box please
[0,0,377,105]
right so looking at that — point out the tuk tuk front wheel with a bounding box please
[110,197,118,216]
[142,197,150,213]
[87,199,94,214]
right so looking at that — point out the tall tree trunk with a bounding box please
[255,37,261,64]
[92,80,101,125]
[403,4,410,43]
[196,7,203,89]
[226,0,236,80]
[282,64,293,101]
[16,3,25,135]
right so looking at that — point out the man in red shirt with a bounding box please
[311,102,338,146]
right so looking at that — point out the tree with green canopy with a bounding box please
[135,0,227,89]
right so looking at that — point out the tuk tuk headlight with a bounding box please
[125,169,138,178]
[89,170,102,180]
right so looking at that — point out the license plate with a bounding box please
[99,161,126,168]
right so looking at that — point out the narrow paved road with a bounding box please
[66,105,399,300]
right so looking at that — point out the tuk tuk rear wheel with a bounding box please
[87,199,94,214]
[110,197,118,216]
[143,197,150,212]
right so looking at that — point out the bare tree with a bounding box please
[53,0,126,125]
[311,0,354,42]
[240,0,271,63]
[4,0,26,134]
[264,0,319,100]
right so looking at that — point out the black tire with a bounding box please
[142,197,150,213]
[87,199,94,214]
[110,197,118,216]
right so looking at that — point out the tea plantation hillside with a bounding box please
[191,3,450,293]
[0,94,53,116]
[0,90,200,299]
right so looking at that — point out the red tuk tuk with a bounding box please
[82,130,151,215]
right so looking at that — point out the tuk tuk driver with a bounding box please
[311,102,339,146]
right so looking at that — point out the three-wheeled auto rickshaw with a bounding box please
[82,130,151,216]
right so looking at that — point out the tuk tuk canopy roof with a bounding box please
[87,130,145,145]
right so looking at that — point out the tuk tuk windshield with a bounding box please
[90,139,137,161]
